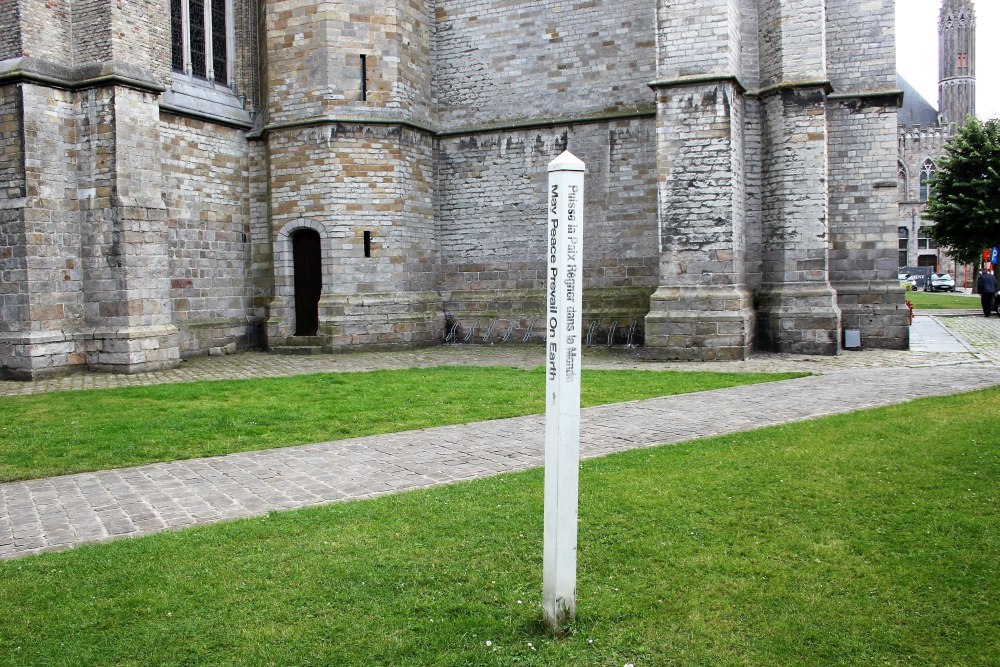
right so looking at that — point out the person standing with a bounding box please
[976,267,997,317]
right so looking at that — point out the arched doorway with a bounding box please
[292,228,322,336]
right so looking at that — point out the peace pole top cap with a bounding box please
[548,150,586,172]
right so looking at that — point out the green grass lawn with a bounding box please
[1,388,996,666]
[0,366,804,482]
[905,289,980,309]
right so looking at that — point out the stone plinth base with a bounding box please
[644,286,753,361]
[268,292,443,351]
[755,284,842,355]
[441,287,654,345]
[86,325,181,374]
[834,281,910,350]
[0,325,181,378]
[0,331,83,380]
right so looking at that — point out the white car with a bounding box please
[897,273,918,288]
[924,273,956,292]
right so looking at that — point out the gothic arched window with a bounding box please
[919,160,936,202]
[171,0,234,85]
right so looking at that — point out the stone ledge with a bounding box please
[0,57,164,93]
[160,73,253,129]
[648,73,747,94]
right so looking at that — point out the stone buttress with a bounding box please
[0,0,179,379]
[645,0,755,360]
[826,0,909,349]
[752,0,841,355]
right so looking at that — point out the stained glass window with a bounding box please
[919,160,935,203]
[212,0,228,82]
[189,0,207,78]
[170,0,184,71]
[171,0,232,85]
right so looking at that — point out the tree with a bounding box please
[924,117,1000,266]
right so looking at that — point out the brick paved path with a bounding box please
[4,315,999,398]
[3,363,999,560]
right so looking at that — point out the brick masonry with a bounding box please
[0,0,915,376]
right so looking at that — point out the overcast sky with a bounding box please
[896,0,999,120]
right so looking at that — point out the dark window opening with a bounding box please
[171,0,231,85]
[360,54,367,101]
[919,160,935,203]
[170,0,184,71]
[363,230,372,257]
[211,0,228,82]
[292,229,322,337]
[189,0,207,78]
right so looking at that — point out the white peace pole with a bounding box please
[542,150,585,632]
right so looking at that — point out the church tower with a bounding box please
[939,0,976,125]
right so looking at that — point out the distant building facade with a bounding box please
[1,0,910,379]
[897,0,977,278]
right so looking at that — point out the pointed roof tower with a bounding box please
[938,0,976,125]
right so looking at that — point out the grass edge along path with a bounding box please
[0,366,805,483]
[905,290,981,309]
[0,388,996,666]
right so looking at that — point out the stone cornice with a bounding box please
[648,74,747,94]
[0,57,165,93]
[828,88,904,106]
[260,115,438,137]
[755,79,835,97]
[256,108,657,140]
[159,102,254,130]
[436,108,656,138]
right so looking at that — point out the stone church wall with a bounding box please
[437,118,658,336]
[827,100,908,348]
[824,0,908,349]
[824,0,897,93]
[432,0,656,127]
[433,0,658,339]
[263,0,433,125]
[898,125,951,269]
[1,0,916,375]
[0,2,21,60]
[160,113,255,356]
[18,0,73,66]
[0,83,85,378]
[264,123,439,348]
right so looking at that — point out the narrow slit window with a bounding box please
[360,54,367,101]
[363,231,372,257]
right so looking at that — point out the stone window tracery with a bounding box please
[898,161,909,202]
[170,0,235,86]
[919,160,936,202]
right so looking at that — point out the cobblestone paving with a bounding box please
[936,314,1000,365]
[0,336,988,398]
[2,317,999,560]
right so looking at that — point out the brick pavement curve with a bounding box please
[3,363,1000,560]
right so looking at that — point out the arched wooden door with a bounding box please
[292,229,322,336]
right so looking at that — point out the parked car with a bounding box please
[924,273,957,292]
[897,273,918,289]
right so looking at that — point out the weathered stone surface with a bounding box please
[0,0,917,376]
